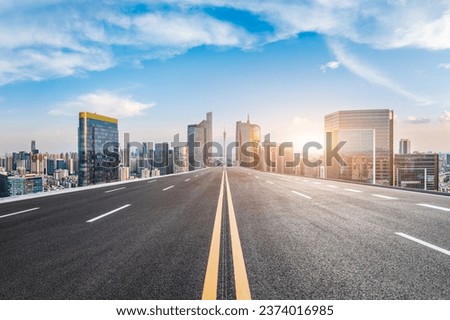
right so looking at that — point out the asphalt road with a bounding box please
[0,167,449,299]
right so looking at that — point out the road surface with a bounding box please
[0,167,449,299]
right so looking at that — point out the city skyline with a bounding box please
[0,1,450,154]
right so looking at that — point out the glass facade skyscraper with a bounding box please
[395,153,439,191]
[78,112,119,187]
[324,109,394,185]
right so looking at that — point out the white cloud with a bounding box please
[320,61,341,73]
[440,110,450,122]
[378,9,450,50]
[329,40,432,105]
[132,12,254,48]
[404,115,431,125]
[49,91,154,118]
[293,116,310,126]
[438,63,450,69]
[2,1,450,84]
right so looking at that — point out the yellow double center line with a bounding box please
[202,169,251,300]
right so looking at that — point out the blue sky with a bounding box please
[0,0,450,154]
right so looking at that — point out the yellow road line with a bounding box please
[202,170,225,300]
[225,170,252,300]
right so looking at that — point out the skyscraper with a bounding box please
[187,112,213,171]
[236,115,261,169]
[31,140,38,155]
[324,109,394,185]
[203,112,213,145]
[123,132,130,167]
[399,139,411,155]
[154,142,169,175]
[78,112,119,186]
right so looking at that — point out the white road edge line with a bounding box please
[0,207,40,219]
[345,188,362,193]
[266,181,274,185]
[163,185,175,191]
[291,191,312,199]
[371,194,398,200]
[326,185,337,188]
[395,232,450,256]
[148,180,156,184]
[195,175,199,178]
[185,178,191,182]
[416,204,450,212]
[105,187,125,193]
[86,204,131,223]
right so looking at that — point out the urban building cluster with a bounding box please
[235,109,450,193]
[0,143,78,197]
[78,111,214,187]
[1,109,449,198]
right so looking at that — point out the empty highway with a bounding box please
[0,167,449,299]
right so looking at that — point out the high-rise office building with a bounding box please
[399,139,411,155]
[187,112,213,171]
[78,112,119,186]
[236,115,261,169]
[199,112,213,145]
[154,142,169,175]
[395,153,439,191]
[142,142,152,169]
[123,133,130,167]
[188,124,205,170]
[324,109,394,185]
[46,159,55,176]
[31,140,38,155]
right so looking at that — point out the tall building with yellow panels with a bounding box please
[78,112,119,186]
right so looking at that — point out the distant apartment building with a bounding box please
[324,109,394,185]
[0,174,43,197]
[188,112,213,170]
[54,169,69,181]
[236,116,261,169]
[174,145,189,173]
[395,153,439,191]
[140,168,151,179]
[119,166,130,181]
[78,112,119,186]
[31,153,44,175]
[259,141,297,175]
